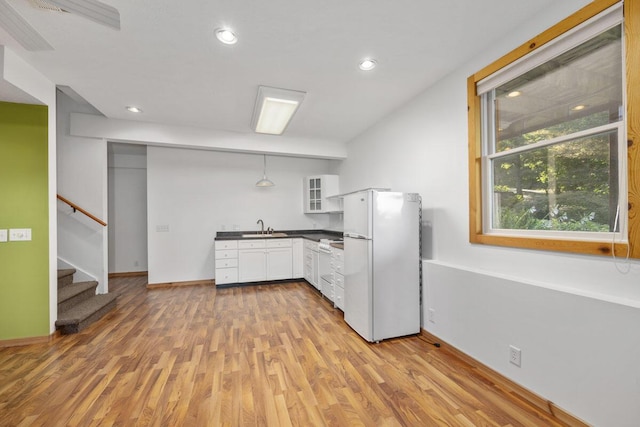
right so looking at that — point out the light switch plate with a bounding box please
[0,229,7,242]
[9,228,32,241]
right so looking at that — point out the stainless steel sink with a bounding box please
[241,233,288,238]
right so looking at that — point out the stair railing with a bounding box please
[56,194,107,227]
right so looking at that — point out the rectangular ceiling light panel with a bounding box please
[251,86,306,135]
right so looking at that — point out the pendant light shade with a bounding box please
[256,155,275,187]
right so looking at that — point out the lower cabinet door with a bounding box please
[239,249,267,282]
[292,239,304,278]
[267,248,293,280]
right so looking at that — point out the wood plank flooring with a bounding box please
[0,277,569,426]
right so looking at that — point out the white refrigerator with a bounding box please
[343,190,421,342]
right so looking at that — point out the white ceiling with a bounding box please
[0,0,561,145]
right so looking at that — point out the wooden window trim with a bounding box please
[468,0,639,258]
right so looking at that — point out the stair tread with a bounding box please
[57,269,76,280]
[56,293,118,326]
[58,281,98,303]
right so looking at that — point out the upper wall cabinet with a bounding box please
[304,175,340,213]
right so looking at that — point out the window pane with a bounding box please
[492,130,618,232]
[494,25,622,153]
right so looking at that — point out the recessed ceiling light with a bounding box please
[359,59,377,71]
[507,91,521,98]
[572,104,587,111]
[126,106,142,113]
[215,28,238,45]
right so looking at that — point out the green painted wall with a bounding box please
[0,101,49,340]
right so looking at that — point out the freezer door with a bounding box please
[343,236,373,341]
[343,191,372,239]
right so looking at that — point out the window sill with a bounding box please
[470,233,629,257]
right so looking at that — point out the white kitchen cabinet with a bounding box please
[238,239,266,282]
[239,240,267,250]
[239,248,267,282]
[216,240,238,250]
[266,238,292,249]
[292,239,303,278]
[311,250,319,287]
[237,239,296,283]
[333,255,344,276]
[303,252,313,284]
[332,247,345,311]
[266,239,293,280]
[267,247,293,280]
[303,240,319,288]
[216,267,238,284]
[303,175,340,213]
[216,237,305,285]
[215,240,238,285]
[334,272,344,311]
[216,258,238,269]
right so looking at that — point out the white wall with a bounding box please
[56,91,108,293]
[108,149,148,273]
[338,1,640,425]
[147,147,339,284]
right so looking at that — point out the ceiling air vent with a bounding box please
[28,0,66,13]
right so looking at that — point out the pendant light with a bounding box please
[256,154,275,187]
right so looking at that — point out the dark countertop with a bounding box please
[215,229,343,242]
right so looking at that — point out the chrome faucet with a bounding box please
[257,219,264,234]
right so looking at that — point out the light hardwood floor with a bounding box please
[0,277,568,426]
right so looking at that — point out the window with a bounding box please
[468,0,640,257]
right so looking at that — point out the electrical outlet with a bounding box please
[428,308,436,323]
[509,345,522,367]
[0,229,7,242]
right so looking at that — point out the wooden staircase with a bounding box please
[56,269,117,334]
